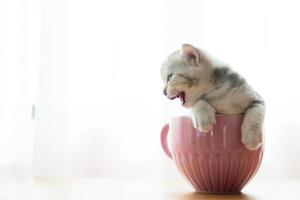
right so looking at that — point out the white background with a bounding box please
[0,0,300,179]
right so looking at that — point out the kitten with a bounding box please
[161,44,265,150]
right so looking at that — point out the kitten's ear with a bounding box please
[180,44,200,66]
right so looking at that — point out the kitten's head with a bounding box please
[161,44,212,108]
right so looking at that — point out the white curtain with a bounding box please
[0,0,300,179]
[0,0,34,178]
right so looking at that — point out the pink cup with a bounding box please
[161,115,263,193]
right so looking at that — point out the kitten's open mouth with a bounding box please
[169,92,186,105]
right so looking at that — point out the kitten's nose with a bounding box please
[163,88,167,96]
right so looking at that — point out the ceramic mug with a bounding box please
[161,114,263,193]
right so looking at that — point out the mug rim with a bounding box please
[171,113,244,120]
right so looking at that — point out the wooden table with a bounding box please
[0,178,299,199]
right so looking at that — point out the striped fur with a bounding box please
[161,44,265,150]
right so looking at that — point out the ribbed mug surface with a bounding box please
[161,115,263,193]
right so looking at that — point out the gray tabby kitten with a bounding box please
[161,44,265,150]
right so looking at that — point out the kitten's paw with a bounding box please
[241,123,262,150]
[192,112,216,132]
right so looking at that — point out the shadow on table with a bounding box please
[177,192,258,200]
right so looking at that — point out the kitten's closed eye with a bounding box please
[167,74,173,82]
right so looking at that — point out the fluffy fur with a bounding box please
[161,44,265,150]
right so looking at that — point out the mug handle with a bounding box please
[160,124,172,159]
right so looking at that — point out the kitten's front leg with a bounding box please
[191,100,216,132]
[241,102,265,150]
